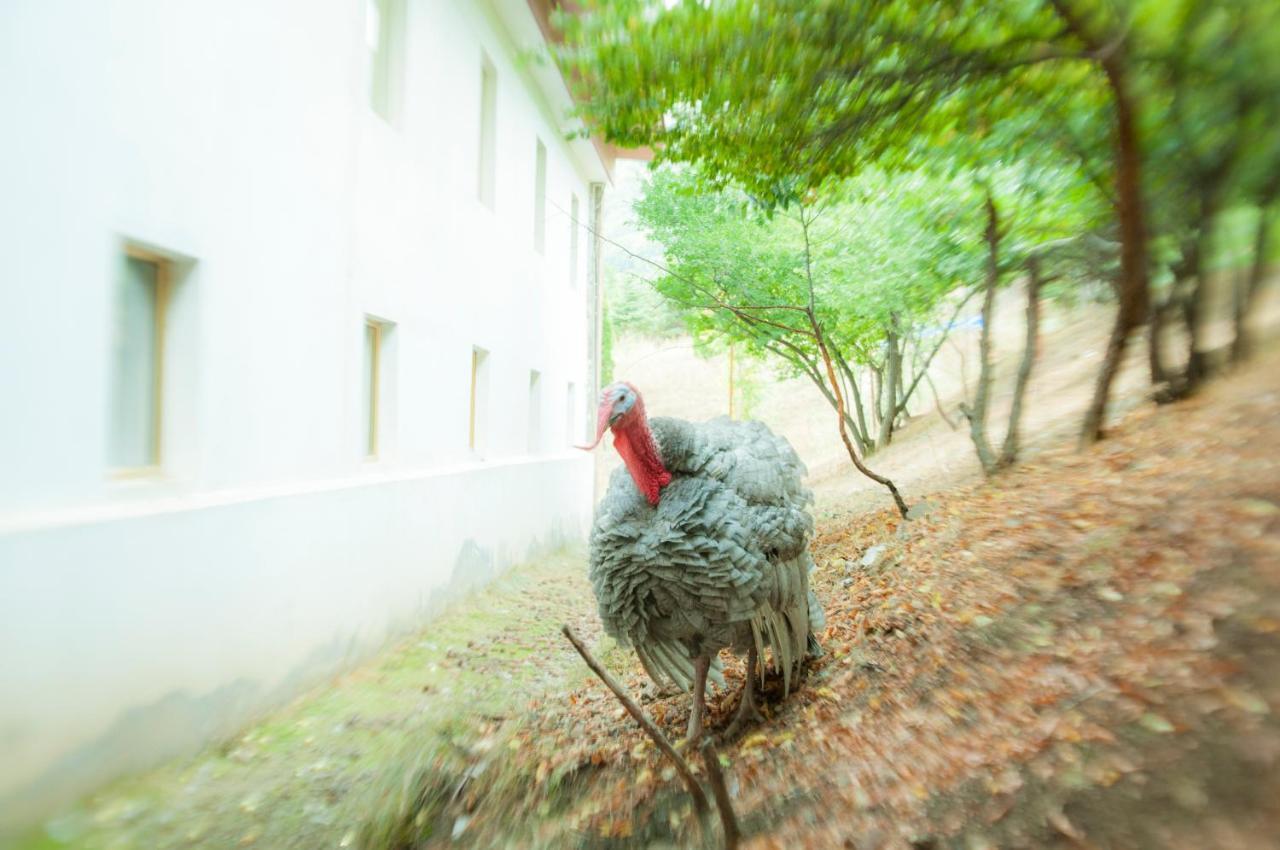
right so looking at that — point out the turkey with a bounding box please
[580,381,825,742]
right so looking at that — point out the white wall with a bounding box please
[0,0,604,829]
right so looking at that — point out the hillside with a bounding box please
[15,299,1280,850]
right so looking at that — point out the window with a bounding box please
[569,193,580,289]
[528,370,542,453]
[361,319,387,458]
[109,250,170,471]
[477,55,497,208]
[366,0,404,122]
[469,346,490,453]
[566,382,578,445]
[533,138,547,254]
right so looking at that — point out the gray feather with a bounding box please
[588,415,824,697]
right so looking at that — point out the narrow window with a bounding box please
[109,250,169,471]
[533,138,547,254]
[477,55,497,208]
[566,382,578,445]
[361,319,385,458]
[469,346,490,453]
[569,193,580,289]
[366,0,403,122]
[528,370,542,453]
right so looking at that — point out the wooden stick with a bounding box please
[560,625,709,814]
[700,740,741,850]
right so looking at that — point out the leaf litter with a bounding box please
[20,363,1280,850]
[437,360,1280,849]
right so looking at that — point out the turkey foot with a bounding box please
[806,630,825,660]
[724,644,765,738]
[686,653,711,745]
[642,680,680,701]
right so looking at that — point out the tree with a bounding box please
[628,167,1004,514]
[559,0,1156,444]
[635,167,981,450]
[1142,0,1280,388]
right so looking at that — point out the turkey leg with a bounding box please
[686,653,711,745]
[725,643,765,738]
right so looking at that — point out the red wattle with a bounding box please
[613,422,671,507]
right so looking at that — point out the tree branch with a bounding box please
[560,625,709,815]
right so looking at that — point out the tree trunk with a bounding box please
[1147,295,1170,393]
[966,192,1000,475]
[895,285,980,423]
[1080,314,1131,445]
[834,349,874,454]
[870,360,880,425]
[895,338,908,417]
[927,371,958,430]
[950,336,972,409]
[1080,55,1150,445]
[1232,204,1272,363]
[998,257,1044,469]
[877,319,901,449]
[761,339,871,455]
[1180,222,1212,391]
[812,322,909,518]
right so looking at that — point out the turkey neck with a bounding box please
[613,417,672,507]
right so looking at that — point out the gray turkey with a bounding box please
[580,381,824,742]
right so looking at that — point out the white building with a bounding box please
[0,0,611,831]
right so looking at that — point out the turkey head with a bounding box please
[579,382,671,506]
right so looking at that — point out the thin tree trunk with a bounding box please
[834,347,873,452]
[814,327,909,517]
[759,339,869,454]
[1181,222,1212,391]
[894,286,980,421]
[998,257,1044,468]
[895,336,908,419]
[965,191,1001,475]
[797,209,909,517]
[1147,295,1172,398]
[949,335,972,409]
[869,364,884,439]
[1079,46,1151,445]
[927,371,958,430]
[877,318,901,449]
[1233,204,1273,363]
[1080,314,1132,446]
[727,343,735,418]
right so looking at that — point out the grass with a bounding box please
[11,549,602,850]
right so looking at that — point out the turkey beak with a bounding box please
[575,399,617,451]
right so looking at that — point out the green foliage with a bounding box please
[600,300,615,385]
[731,352,766,421]
[629,165,993,450]
[559,0,1280,442]
[604,265,684,339]
[1141,0,1280,289]
[602,162,685,339]
[558,0,1072,204]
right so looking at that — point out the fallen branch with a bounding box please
[700,740,741,850]
[560,625,709,814]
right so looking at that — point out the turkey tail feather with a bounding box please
[637,639,725,692]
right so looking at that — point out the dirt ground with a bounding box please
[605,291,1153,513]
[441,350,1279,850]
[12,294,1280,849]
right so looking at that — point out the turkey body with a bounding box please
[588,415,825,714]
